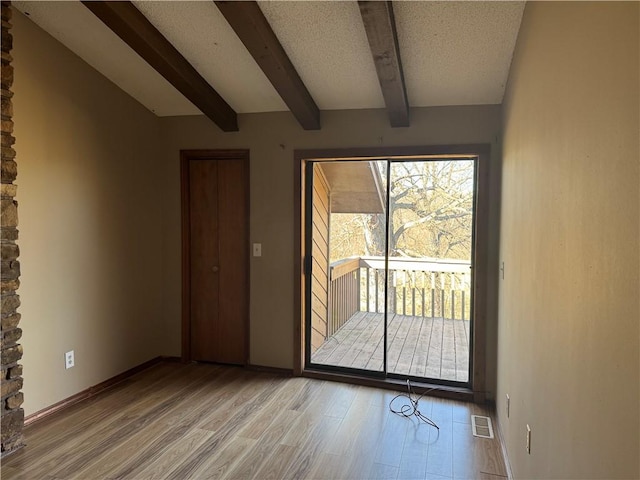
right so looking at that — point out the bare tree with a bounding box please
[331,160,474,261]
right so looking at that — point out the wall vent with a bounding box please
[471,415,494,439]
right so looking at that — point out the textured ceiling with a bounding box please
[395,1,526,106]
[12,0,199,116]
[12,1,525,118]
[259,1,385,110]
[132,1,287,113]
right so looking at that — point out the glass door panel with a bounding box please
[387,160,475,383]
[308,161,387,374]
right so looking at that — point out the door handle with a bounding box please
[212,266,219,273]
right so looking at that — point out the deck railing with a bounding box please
[327,257,361,336]
[328,256,471,335]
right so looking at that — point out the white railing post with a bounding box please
[449,272,456,320]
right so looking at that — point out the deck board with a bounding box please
[349,313,384,370]
[312,312,470,383]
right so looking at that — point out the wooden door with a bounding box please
[182,150,249,365]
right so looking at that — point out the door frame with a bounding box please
[181,149,251,364]
[294,145,490,400]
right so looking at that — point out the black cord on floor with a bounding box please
[389,379,439,429]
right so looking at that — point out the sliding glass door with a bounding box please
[306,156,476,387]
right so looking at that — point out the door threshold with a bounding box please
[302,368,475,403]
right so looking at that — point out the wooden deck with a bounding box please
[312,311,470,383]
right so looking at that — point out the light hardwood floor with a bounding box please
[1,362,507,480]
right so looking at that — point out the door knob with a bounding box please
[212,266,219,273]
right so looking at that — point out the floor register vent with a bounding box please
[471,415,494,439]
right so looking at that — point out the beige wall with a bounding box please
[498,2,639,478]
[159,105,503,393]
[12,11,166,415]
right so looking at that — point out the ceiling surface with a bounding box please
[13,1,525,121]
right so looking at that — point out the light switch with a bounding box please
[253,243,262,257]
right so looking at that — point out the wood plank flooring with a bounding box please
[312,312,470,383]
[1,362,506,480]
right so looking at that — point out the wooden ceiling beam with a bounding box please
[83,1,238,132]
[215,1,320,130]
[358,1,409,128]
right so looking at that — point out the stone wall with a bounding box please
[0,0,24,456]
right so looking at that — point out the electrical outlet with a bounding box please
[526,424,531,454]
[65,350,75,369]
[506,394,510,418]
